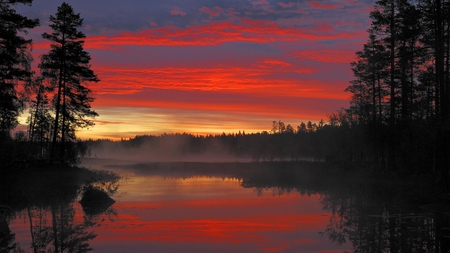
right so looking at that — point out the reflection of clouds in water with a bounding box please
[86,165,339,253]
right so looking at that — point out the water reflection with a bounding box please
[321,178,450,252]
[100,161,450,252]
[0,166,119,252]
[3,160,450,252]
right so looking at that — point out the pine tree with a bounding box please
[39,2,99,160]
[346,33,389,125]
[0,0,39,134]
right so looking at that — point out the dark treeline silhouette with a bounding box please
[83,118,363,164]
[336,0,450,190]
[1,1,98,166]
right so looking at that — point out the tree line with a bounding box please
[82,117,360,164]
[347,0,450,125]
[341,0,450,187]
[1,1,98,165]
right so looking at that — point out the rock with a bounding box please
[79,188,115,215]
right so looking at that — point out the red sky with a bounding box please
[16,0,375,140]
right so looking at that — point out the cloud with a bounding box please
[81,19,362,49]
[257,59,292,68]
[93,120,126,125]
[92,65,313,94]
[170,9,186,16]
[291,49,356,63]
[336,0,357,4]
[252,0,269,5]
[200,6,220,17]
[278,2,295,8]
[307,1,344,9]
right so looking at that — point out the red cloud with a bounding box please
[90,63,326,98]
[292,49,356,63]
[258,59,292,68]
[82,19,360,49]
[200,6,220,17]
[252,0,269,5]
[307,1,344,9]
[278,2,295,8]
[171,9,186,16]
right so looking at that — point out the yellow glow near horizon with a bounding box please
[18,106,323,141]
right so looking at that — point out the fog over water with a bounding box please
[88,136,252,163]
[85,133,319,164]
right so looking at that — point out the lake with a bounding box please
[3,159,450,252]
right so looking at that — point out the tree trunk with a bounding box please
[389,1,397,171]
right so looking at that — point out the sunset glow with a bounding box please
[15,0,375,139]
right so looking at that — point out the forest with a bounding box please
[1,0,450,190]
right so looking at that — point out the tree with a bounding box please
[39,2,99,160]
[0,0,39,134]
[347,33,389,125]
[297,122,307,133]
[418,0,450,120]
[26,77,53,157]
[344,0,450,182]
[271,120,286,134]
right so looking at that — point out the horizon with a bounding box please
[13,0,375,140]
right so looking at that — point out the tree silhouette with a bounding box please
[39,2,99,160]
[344,0,450,177]
[26,77,53,157]
[0,0,39,134]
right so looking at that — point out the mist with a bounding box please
[85,134,254,163]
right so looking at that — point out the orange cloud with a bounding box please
[92,85,348,117]
[92,65,320,95]
[93,120,126,125]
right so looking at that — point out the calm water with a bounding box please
[3,159,450,252]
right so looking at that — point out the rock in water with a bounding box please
[80,188,115,215]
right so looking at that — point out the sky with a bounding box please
[15,0,376,140]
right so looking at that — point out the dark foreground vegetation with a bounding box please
[0,164,120,252]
